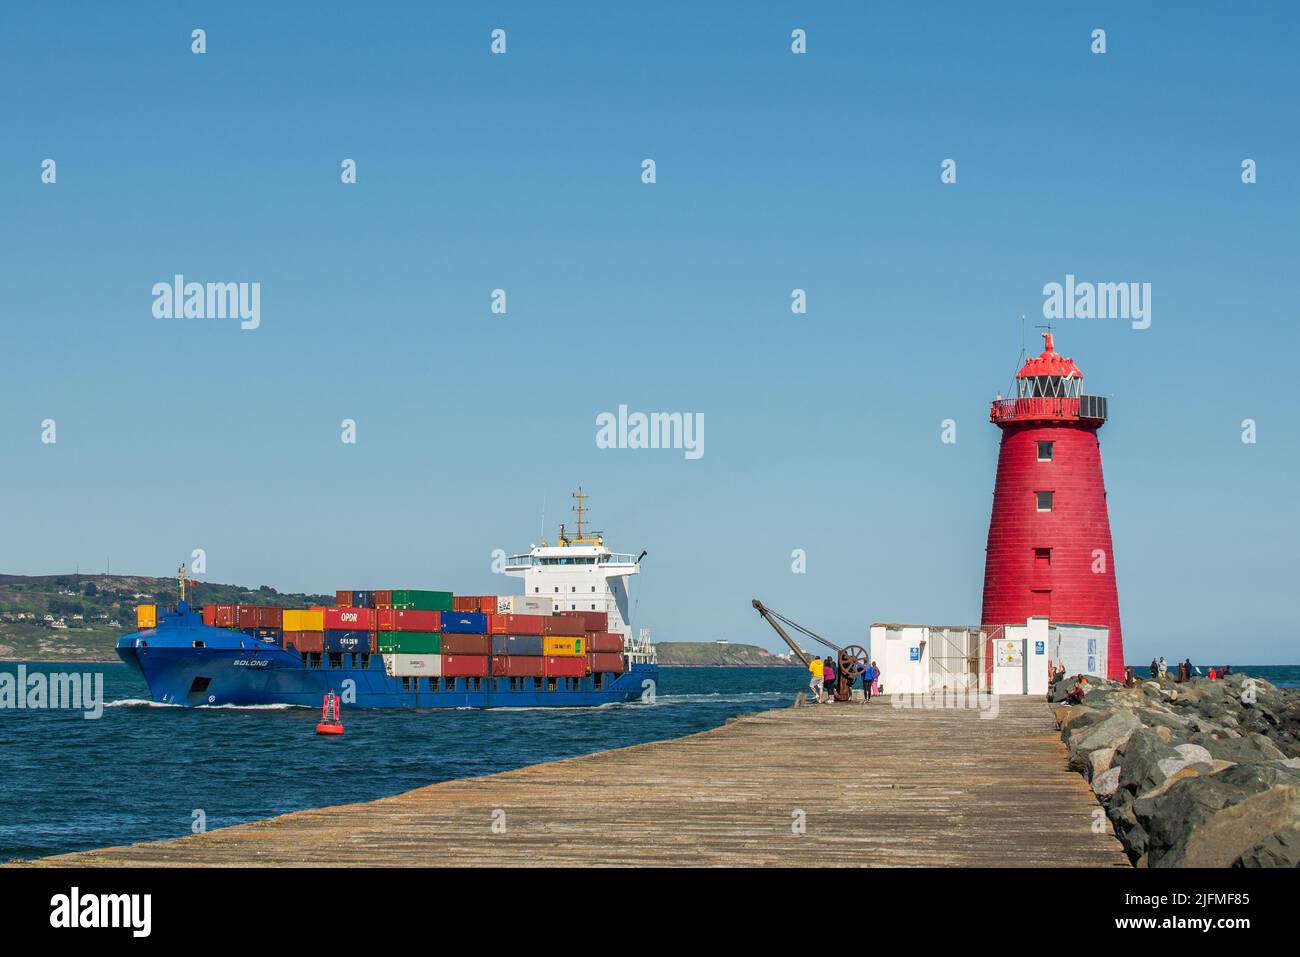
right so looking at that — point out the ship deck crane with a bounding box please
[751,599,869,702]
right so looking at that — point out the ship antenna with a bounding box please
[572,486,588,540]
[178,562,187,604]
[539,494,547,547]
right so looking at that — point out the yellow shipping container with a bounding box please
[543,636,585,657]
[283,608,326,631]
[136,604,157,629]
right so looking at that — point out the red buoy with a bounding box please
[316,691,344,735]
[982,332,1124,679]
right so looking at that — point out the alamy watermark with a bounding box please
[1,665,104,719]
[1043,273,1150,330]
[891,681,1000,719]
[152,274,261,330]
[596,405,703,460]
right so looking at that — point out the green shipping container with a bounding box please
[377,631,442,654]
[389,590,454,612]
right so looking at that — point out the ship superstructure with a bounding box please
[503,489,656,665]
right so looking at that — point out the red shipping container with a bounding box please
[212,604,236,628]
[589,652,626,674]
[574,611,608,633]
[442,654,488,677]
[442,633,491,655]
[489,613,544,636]
[285,631,325,653]
[475,596,498,614]
[587,632,623,653]
[376,608,440,632]
[236,604,282,629]
[543,612,585,636]
[324,606,373,631]
[201,605,216,626]
[335,590,353,607]
[492,655,546,678]
[453,596,478,613]
[375,590,393,607]
[544,656,587,678]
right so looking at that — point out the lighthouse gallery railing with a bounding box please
[989,395,1108,423]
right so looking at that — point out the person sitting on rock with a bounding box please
[1124,666,1134,688]
[1208,666,1218,680]
[1066,677,1088,705]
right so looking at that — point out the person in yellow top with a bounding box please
[808,656,824,702]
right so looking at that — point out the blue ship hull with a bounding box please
[118,605,659,708]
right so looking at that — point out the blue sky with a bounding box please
[3,2,1297,663]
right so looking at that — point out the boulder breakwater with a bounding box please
[1052,672,1300,867]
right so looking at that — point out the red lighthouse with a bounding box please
[981,332,1123,679]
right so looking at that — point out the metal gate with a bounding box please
[926,627,981,691]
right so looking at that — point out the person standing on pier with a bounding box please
[823,658,836,702]
[871,661,881,698]
[809,656,824,702]
[862,660,877,700]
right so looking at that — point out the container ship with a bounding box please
[117,491,658,708]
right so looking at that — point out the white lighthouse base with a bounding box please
[867,618,1108,696]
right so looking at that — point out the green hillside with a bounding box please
[655,641,798,667]
[0,573,333,662]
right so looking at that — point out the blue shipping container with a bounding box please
[325,629,370,652]
[491,634,544,656]
[441,612,487,634]
[352,590,375,609]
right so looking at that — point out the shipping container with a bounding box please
[589,652,626,674]
[475,595,499,614]
[325,629,371,653]
[201,605,216,626]
[490,634,545,656]
[324,606,373,631]
[383,654,441,678]
[374,589,393,608]
[335,590,353,608]
[573,610,609,632]
[136,604,157,629]
[284,631,324,653]
[452,595,478,613]
[243,627,283,643]
[491,655,546,678]
[543,636,585,657]
[213,604,236,628]
[353,590,374,609]
[488,613,545,636]
[496,595,554,616]
[442,654,489,678]
[544,656,587,678]
[587,632,624,654]
[283,608,326,632]
[377,631,441,655]
[391,590,454,612]
[543,613,586,636]
[236,605,283,630]
[441,611,487,634]
[442,633,491,656]
[376,608,441,632]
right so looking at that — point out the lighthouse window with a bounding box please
[1036,491,1054,512]
[1034,548,1052,566]
[1037,441,1054,461]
